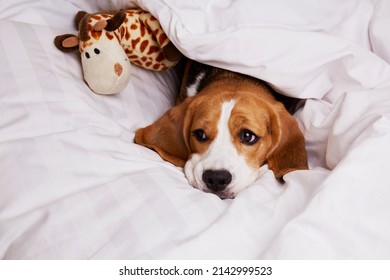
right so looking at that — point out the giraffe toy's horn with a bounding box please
[105,11,126,31]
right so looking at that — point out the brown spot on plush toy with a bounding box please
[54,9,182,95]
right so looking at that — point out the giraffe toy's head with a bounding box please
[54,9,182,95]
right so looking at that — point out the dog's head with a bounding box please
[135,82,308,199]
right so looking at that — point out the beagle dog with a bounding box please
[135,60,308,199]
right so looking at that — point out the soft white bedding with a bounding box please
[1,0,390,259]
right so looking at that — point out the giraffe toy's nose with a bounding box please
[114,63,123,76]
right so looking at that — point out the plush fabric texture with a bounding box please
[54,9,181,95]
[1,0,390,259]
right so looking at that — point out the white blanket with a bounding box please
[1,0,390,259]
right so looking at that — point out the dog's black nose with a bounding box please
[202,169,232,192]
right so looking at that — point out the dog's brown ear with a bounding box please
[267,105,308,179]
[134,100,192,167]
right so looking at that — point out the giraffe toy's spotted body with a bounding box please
[81,9,176,71]
[54,8,182,95]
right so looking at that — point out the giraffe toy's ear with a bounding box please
[93,20,107,32]
[54,34,79,52]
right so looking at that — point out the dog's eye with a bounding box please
[85,52,90,59]
[193,129,208,142]
[94,48,100,55]
[239,129,259,145]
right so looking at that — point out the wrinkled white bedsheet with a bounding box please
[1,0,390,259]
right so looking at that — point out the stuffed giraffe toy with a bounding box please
[54,8,182,95]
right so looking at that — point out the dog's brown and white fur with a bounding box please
[135,61,308,199]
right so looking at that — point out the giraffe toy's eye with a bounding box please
[85,52,90,59]
[94,48,100,55]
